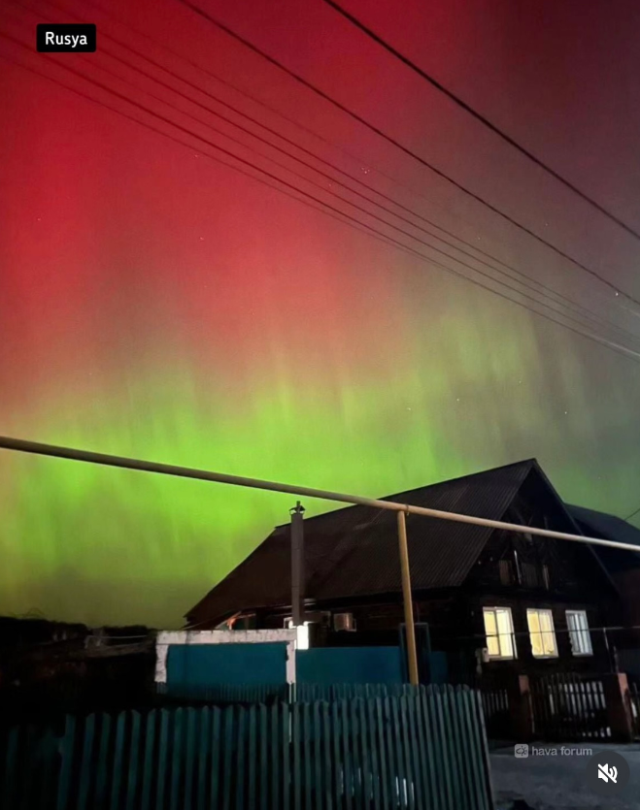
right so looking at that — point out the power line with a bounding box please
[624,506,640,523]
[2,33,640,365]
[86,0,623,304]
[322,0,640,242]
[175,0,640,310]
[24,0,638,342]
[75,5,640,343]
[60,37,640,344]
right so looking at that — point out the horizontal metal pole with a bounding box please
[0,434,639,554]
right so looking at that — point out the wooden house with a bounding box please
[187,460,624,682]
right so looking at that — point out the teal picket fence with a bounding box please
[0,685,494,809]
[158,681,430,705]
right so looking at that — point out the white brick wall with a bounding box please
[155,629,298,684]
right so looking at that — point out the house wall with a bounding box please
[448,522,619,679]
[245,475,623,683]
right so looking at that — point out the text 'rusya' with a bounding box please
[37,24,96,52]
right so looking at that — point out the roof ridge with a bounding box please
[274,458,538,529]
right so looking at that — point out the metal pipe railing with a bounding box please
[1,435,638,553]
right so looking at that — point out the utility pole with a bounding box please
[397,510,419,685]
[290,501,305,626]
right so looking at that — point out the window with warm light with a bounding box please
[566,610,593,656]
[483,607,516,659]
[527,608,558,658]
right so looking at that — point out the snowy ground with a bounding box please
[491,743,640,810]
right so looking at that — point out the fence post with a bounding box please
[508,675,534,742]
[603,673,634,742]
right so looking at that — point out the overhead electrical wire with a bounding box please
[86,0,617,300]
[2,29,640,366]
[175,0,640,310]
[322,0,640,243]
[12,0,639,346]
[61,55,640,346]
[624,506,640,523]
[0,17,627,352]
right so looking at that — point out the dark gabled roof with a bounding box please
[567,505,640,551]
[567,505,640,574]
[187,459,541,625]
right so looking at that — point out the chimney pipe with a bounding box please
[290,501,305,626]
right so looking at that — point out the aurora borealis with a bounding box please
[1,0,640,627]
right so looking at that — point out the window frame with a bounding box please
[526,608,559,659]
[566,609,593,657]
[483,606,517,660]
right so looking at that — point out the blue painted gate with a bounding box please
[166,642,289,691]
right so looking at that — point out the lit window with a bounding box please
[566,610,593,656]
[527,609,558,658]
[483,607,516,659]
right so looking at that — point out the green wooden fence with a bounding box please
[0,686,494,809]
[158,682,432,705]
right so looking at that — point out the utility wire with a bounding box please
[16,0,639,345]
[1,19,633,354]
[85,0,474,228]
[87,0,626,311]
[2,34,640,366]
[322,0,640,242]
[175,0,640,309]
[64,40,640,343]
[624,506,640,523]
[25,0,638,342]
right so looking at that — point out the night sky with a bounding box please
[1,0,640,627]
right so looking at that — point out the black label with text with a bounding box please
[37,24,96,52]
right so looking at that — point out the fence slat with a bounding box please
[350,698,363,810]
[388,696,406,809]
[431,686,454,810]
[331,702,342,810]
[303,702,312,810]
[77,714,95,810]
[282,703,290,810]
[247,707,257,810]
[359,699,372,810]
[258,705,267,810]
[322,701,334,810]
[235,707,246,810]
[419,691,439,810]
[18,725,38,810]
[459,689,487,810]
[156,709,170,810]
[168,708,184,810]
[292,703,302,810]
[125,711,141,810]
[453,688,476,810]
[222,708,234,810]
[139,711,156,810]
[56,715,76,810]
[365,698,380,810]
[184,708,197,810]
[405,694,425,810]
[210,707,221,810]
[271,703,281,810]
[109,712,127,810]
[341,701,354,810]
[94,712,112,810]
[38,726,59,810]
